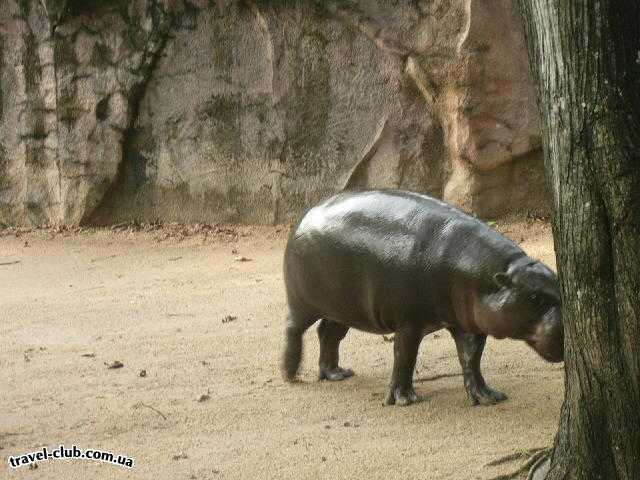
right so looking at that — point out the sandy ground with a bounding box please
[0,218,564,480]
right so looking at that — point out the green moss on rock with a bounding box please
[281,9,331,176]
[53,34,78,68]
[57,85,79,123]
[24,143,45,167]
[254,93,272,124]
[202,94,242,158]
[209,13,234,83]
[19,0,30,18]
[22,30,41,94]
[0,143,6,172]
[0,34,3,119]
[91,42,113,68]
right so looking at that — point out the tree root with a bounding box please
[526,453,551,480]
[485,447,545,467]
[486,448,551,480]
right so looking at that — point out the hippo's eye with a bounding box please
[530,294,546,308]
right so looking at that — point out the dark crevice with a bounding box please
[84,5,178,225]
[95,96,110,121]
[0,34,4,119]
[64,0,112,18]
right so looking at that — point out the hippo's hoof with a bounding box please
[319,366,354,381]
[469,385,507,406]
[384,386,420,406]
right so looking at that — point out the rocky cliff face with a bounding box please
[0,0,546,226]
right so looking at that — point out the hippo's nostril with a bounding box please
[548,349,564,363]
[544,335,564,363]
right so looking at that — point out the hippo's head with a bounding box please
[482,259,564,362]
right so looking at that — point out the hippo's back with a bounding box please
[296,190,454,236]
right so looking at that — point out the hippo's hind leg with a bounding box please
[318,319,354,381]
[385,325,422,406]
[282,309,318,382]
[448,328,507,406]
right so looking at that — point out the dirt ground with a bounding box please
[1,218,563,480]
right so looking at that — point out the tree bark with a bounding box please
[516,1,640,479]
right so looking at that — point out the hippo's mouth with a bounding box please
[540,350,564,363]
[526,308,564,363]
[526,339,564,363]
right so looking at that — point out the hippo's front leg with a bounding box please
[384,325,422,406]
[448,328,507,406]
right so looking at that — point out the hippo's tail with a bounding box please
[282,308,316,381]
[282,323,304,382]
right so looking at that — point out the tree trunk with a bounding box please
[516,1,640,479]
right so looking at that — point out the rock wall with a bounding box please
[0,0,546,226]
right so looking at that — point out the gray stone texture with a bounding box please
[0,0,546,226]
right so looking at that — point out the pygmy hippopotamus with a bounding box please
[282,189,563,406]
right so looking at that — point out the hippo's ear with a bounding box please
[493,272,512,289]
